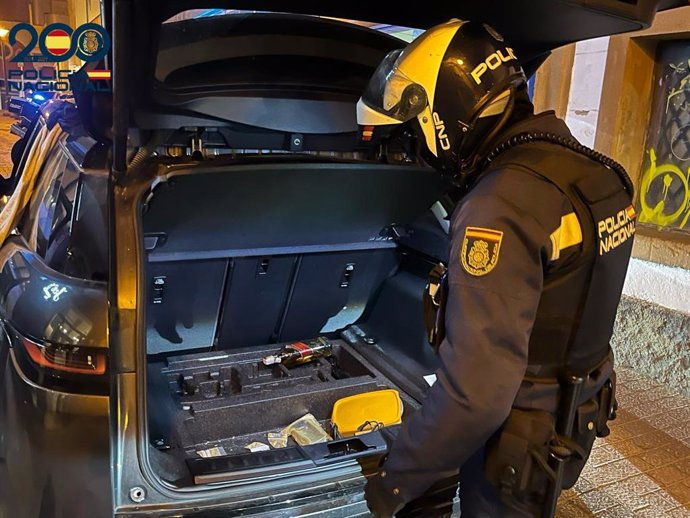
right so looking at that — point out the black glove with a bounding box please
[364,469,406,517]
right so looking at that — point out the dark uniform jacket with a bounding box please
[367,111,634,516]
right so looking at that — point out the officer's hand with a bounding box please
[364,470,406,517]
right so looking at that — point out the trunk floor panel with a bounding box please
[148,339,417,458]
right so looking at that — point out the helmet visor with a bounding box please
[361,49,428,123]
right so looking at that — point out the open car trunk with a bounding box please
[148,341,416,486]
[106,1,690,513]
[139,158,449,488]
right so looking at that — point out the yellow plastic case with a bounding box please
[331,389,403,437]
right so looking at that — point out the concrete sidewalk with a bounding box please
[557,367,690,517]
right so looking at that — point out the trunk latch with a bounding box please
[340,263,355,288]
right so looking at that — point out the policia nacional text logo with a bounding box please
[461,227,504,276]
[598,205,636,255]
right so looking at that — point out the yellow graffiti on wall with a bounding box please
[666,59,690,114]
[638,149,690,228]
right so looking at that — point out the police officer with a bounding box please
[357,20,635,517]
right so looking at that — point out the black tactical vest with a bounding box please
[489,141,635,377]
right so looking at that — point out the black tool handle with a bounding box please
[542,375,585,518]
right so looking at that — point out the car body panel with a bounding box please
[0,105,111,518]
[0,242,107,350]
[0,325,110,518]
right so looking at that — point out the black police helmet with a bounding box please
[357,20,527,176]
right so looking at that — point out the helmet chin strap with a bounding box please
[454,87,517,191]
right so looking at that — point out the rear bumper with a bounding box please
[112,468,459,518]
[113,468,371,518]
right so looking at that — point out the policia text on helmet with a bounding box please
[359,20,635,518]
[357,20,527,187]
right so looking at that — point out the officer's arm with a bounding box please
[370,180,559,510]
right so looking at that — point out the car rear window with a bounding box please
[35,153,79,269]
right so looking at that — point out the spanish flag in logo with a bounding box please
[625,205,636,220]
[45,29,71,57]
[86,70,112,81]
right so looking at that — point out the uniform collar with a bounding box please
[455,110,574,196]
[457,111,574,195]
[488,110,574,149]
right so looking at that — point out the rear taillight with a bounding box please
[20,336,107,376]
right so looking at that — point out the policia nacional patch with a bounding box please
[461,227,504,276]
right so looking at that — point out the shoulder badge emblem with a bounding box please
[461,227,503,276]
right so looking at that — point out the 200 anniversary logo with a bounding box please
[10,22,110,62]
[6,22,111,92]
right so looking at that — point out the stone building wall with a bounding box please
[615,259,690,398]
[613,296,690,397]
